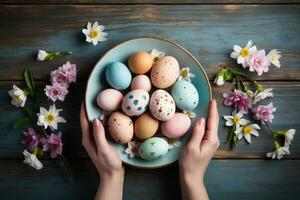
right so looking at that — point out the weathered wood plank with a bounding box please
[1,0,300,4]
[0,159,299,200]
[1,81,299,158]
[0,5,299,81]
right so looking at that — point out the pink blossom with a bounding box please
[51,67,69,87]
[252,102,276,123]
[40,132,63,158]
[45,82,69,102]
[51,61,77,87]
[62,61,77,83]
[223,90,252,113]
[21,128,40,151]
[248,50,270,76]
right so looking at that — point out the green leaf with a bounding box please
[24,69,35,94]
[223,70,234,82]
[13,117,32,128]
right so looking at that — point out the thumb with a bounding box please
[188,117,206,148]
[92,118,109,151]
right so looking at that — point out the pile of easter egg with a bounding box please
[96,51,199,161]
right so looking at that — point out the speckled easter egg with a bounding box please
[128,51,154,74]
[108,112,134,144]
[122,89,149,116]
[150,56,180,88]
[97,89,123,112]
[131,75,152,92]
[138,137,169,161]
[171,80,199,111]
[161,113,191,138]
[135,113,159,140]
[149,89,176,121]
[105,62,132,90]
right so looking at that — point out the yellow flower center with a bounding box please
[90,29,99,38]
[233,116,239,124]
[45,114,54,122]
[240,48,250,57]
[181,70,188,78]
[243,126,252,135]
[271,55,277,62]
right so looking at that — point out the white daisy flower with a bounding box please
[247,88,273,104]
[150,49,165,62]
[82,21,108,46]
[8,84,27,107]
[183,110,196,119]
[23,150,43,170]
[230,40,257,68]
[267,49,281,68]
[235,123,260,143]
[37,104,66,130]
[214,75,224,86]
[125,141,139,158]
[284,129,296,146]
[166,138,182,150]
[266,142,290,160]
[178,67,195,82]
[223,112,249,131]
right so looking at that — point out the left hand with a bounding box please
[80,102,124,200]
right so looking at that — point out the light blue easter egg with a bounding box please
[139,137,169,161]
[171,80,199,111]
[105,62,132,90]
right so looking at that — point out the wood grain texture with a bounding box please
[0,159,300,200]
[1,81,299,159]
[1,0,300,4]
[0,5,299,81]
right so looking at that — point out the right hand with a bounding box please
[179,99,219,187]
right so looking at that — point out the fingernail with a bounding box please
[93,118,100,126]
[199,117,205,127]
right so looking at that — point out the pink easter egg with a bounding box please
[97,89,123,112]
[122,89,149,116]
[161,113,191,138]
[131,75,152,92]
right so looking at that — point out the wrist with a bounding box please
[96,169,125,200]
[101,169,125,185]
[180,168,204,188]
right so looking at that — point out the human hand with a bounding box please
[179,99,219,200]
[80,102,124,200]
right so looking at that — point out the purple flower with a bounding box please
[45,82,69,102]
[51,67,69,87]
[223,90,252,113]
[248,50,270,76]
[21,128,40,151]
[62,61,77,84]
[252,102,276,123]
[40,132,63,159]
[51,61,77,87]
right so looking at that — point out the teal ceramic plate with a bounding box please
[85,37,211,169]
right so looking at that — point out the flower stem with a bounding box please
[60,154,74,182]
[263,120,273,132]
[228,69,261,89]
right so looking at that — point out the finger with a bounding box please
[187,117,206,148]
[80,102,97,160]
[92,118,109,151]
[205,99,219,141]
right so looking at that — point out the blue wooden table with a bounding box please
[0,1,300,199]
